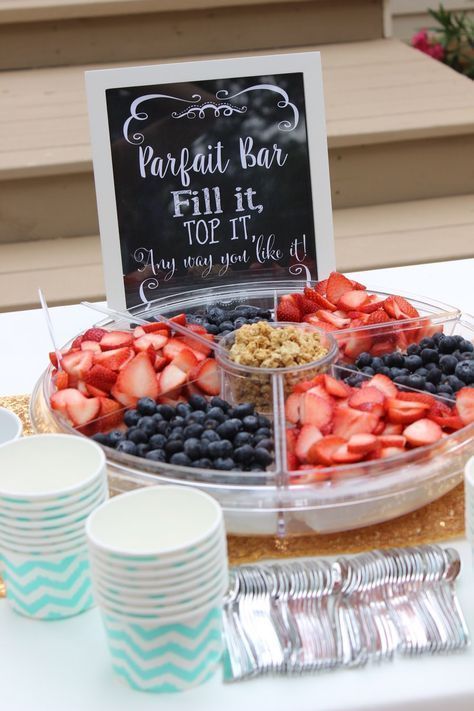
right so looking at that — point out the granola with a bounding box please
[224,322,330,411]
[228,322,329,369]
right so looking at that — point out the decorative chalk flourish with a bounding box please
[123,93,202,144]
[123,82,299,143]
[172,102,247,120]
[215,84,299,131]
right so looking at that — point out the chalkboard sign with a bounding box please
[86,53,334,310]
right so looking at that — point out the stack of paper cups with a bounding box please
[0,434,107,619]
[465,456,474,550]
[86,486,228,693]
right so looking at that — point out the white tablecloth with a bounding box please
[1,259,473,711]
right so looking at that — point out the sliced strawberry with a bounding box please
[308,435,346,465]
[93,347,135,371]
[337,290,370,312]
[142,322,171,335]
[323,374,352,398]
[316,310,351,329]
[294,380,318,394]
[55,371,69,390]
[276,295,302,322]
[386,398,429,424]
[397,391,435,407]
[291,467,329,484]
[133,326,146,339]
[185,382,207,399]
[343,333,373,360]
[287,451,299,471]
[66,395,101,427]
[332,406,380,438]
[352,402,384,419]
[303,287,337,312]
[367,308,391,325]
[97,398,123,430]
[110,385,139,408]
[433,414,465,431]
[85,384,108,398]
[192,359,221,396]
[133,333,168,352]
[163,338,189,360]
[380,447,405,459]
[373,419,385,435]
[49,352,59,368]
[326,272,354,305]
[332,444,364,464]
[51,388,84,416]
[154,354,169,371]
[295,424,323,464]
[286,428,297,453]
[83,328,107,342]
[302,316,338,332]
[349,279,367,291]
[383,295,419,320]
[358,295,385,314]
[285,393,302,424]
[71,336,83,350]
[349,386,385,409]
[314,278,328,295]
[371,340,397,358]
[80,340,102,353]
[159,363,188,394]
[300,392,333,430]
[186,323,208,335]
[115,352,159,404]
[301,297,318,315]
[85,364,117,393]
[377,434,407,448]
[347,433,378,454]
[170,313,187,327]
[181,333,214,357]
[99,331,134,351]
[403,418,443,446]
[306,385,335,405]
[61,350,94,379]
[382,422,404,435]
[365,374,398,399]
[456,387,474,426]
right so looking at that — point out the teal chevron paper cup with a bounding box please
[0,545,93,620]
[0,435,107,619]
[87,486,223,559]
[0,479,108,519]
[0,434,106,504]
[101,603,223,693]
[93,569,229,615]
[87,486,228,691]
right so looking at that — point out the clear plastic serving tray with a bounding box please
[30,282,473,537]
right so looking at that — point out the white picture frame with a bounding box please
[85,52,335,310]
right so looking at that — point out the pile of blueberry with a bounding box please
[344,333,474,398]
[185,304,272,337]
[92,395,274,472]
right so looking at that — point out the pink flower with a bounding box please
[411,29,445,61]
[412,29,430,51]
[426,43,445,60]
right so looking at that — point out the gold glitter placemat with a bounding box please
[0,395,466,579]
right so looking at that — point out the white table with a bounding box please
[1,259,473,711]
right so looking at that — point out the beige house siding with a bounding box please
[391,0,474,40]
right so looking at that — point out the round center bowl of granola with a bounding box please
[216,322,338,412]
